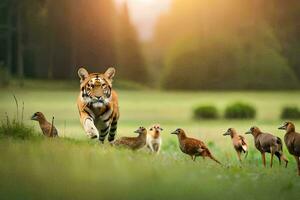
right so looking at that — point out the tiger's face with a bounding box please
[78,67,115,107]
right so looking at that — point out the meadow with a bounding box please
[0,84,300,199]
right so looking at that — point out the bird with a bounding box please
[278,122,300,176]
[31,112,58,137]
[147,124,163,154]
[113,126,147,150]
[223,128,248,162]
[171,128,221,165]
[245,126,288,168]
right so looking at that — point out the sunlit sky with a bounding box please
[115,0,171,41]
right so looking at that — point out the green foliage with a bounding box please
[225,102,256,119]
[280,106,300,119]
[0,135,299,199]
[161,34,298,90]
[0,89,300,199]
[0,116,36,139]
[0,95,36,139]
[116,3,148,83]
[156,0,300,90]
[193,105,218,119]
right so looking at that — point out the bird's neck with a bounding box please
[178,133,187,141]
[286,126,295,134]
[138,132,147,141]
[37,118,47,126]
[252,131,261,139]
[231,132,238,139]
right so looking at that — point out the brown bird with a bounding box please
[245,126,288,168]
[113,126,147,150]
[31,112,58,137]
[278,122,300,176]
[223,128,248,162]
[171,128,221,165]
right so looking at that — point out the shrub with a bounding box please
[0,117,36,139]
[280,106,300,119]
[193,105,218,119]
[225,102,256,119]
[0,96,36,139]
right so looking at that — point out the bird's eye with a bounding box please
[150,128,153,131]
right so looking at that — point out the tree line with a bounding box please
[1,0,300,90]
[0,0,147,83]
[152,0,300,89]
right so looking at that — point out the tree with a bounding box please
[116,2,148,83]
[266,0,300,79]
[154,0,299,90]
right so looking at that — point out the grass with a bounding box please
[0,85,300,199]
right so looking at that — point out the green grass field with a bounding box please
[0,86,300,199]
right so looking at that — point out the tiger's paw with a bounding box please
[84,118,99,139]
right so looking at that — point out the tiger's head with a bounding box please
[78,67,115,107]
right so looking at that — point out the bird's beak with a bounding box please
[134,129,140,134]
[31,114,37,120]
[160,128,163,131]
[171,130,178,135]
[245,130,252,134]
[278,125,286,130]
[223,131,230,136]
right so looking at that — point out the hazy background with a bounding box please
[0,0,300,90]
[1,2,300,198]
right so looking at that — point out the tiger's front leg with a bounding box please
[96,120,111,144]
[108,117,118,142]
[82,116,99,139]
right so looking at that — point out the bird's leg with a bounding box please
[156,144,161,154]
[149,143,155,152]
[193,156,197,161]
[275,153,282,166]
[261,152,266,167]
[244,150,248,159]
[270,147,277,168]
[281,154,288,168]
[294,156,300,176]
[270,153,274,168]
[190,155,196,161]
[237,151,242,162]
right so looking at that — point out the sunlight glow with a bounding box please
[115,0,171,41]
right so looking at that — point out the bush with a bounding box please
[0,96,36,139]
[280,106,300,119]
[0,117,36,139]
[193,105,218,119]
[225,102,256,119]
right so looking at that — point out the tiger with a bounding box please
[77,67,119,143]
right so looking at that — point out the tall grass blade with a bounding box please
[13,94,19,121]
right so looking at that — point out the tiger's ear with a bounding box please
[78,67,89,82]
[104,67,115,82]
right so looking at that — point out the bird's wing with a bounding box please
[239,135,248,151]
